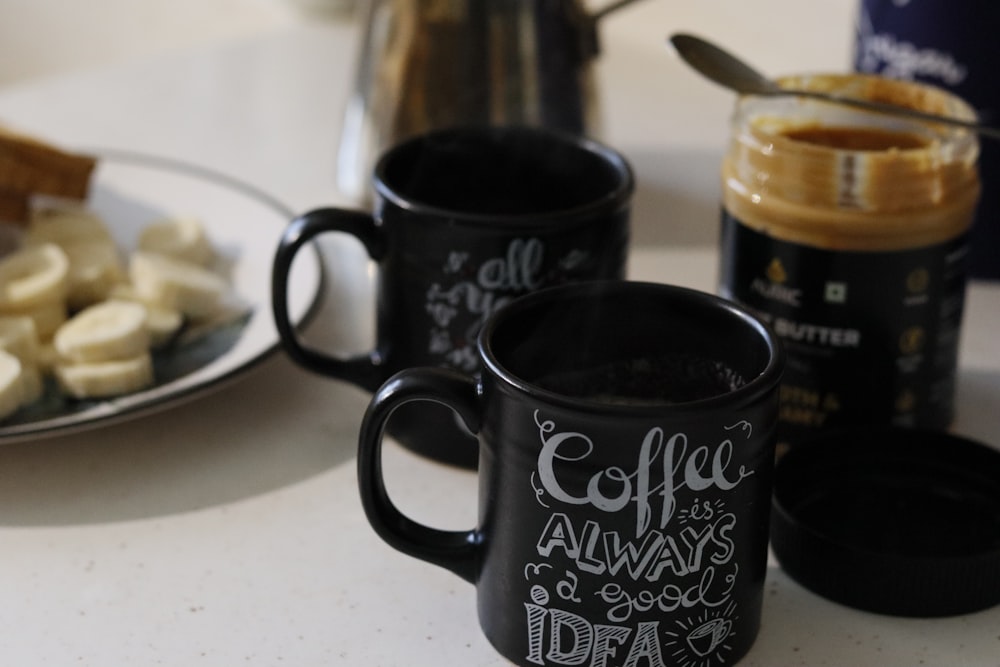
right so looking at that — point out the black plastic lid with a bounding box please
[771,426,1000,617]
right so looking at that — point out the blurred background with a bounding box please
[0,0,356,88]
[0,1,859,89]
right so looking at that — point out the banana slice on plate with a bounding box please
[142,306,183,348]
[137,216,214,266]
[0,315,40,364]
[63,241,126,310]
[52,301,156,398]
[3,300,67,340]
[0,243,70,310]
[54,300,150,363]
[21,209,124,310]
[129,251,228,320]
[24,207,113,246]
[54,352,153,399]
[107,284,183,348]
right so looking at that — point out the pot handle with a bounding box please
[357,368,482,584]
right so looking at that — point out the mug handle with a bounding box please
[271,207,387,391]
[357,368,482,584]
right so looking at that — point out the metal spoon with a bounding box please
[668,32,1000,141]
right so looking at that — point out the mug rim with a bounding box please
[479,280,785,414]
[372,125,635,227]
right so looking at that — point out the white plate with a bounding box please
[0,150,323,442]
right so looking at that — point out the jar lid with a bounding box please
[771,426,1000,617]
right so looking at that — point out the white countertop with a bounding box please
[0,1,998,665]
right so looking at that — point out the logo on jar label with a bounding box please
[521,413,761,667]
[749,258,802,306]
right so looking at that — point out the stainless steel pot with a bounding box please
[336,0,646,201]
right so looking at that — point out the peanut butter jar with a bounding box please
[719,73,980,445]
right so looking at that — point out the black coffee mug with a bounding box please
[272,126,633,468]
[358,281,784,667]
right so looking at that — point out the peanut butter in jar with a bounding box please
[719,73,980,445]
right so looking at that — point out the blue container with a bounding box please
[854,0,1000,279]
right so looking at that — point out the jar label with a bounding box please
[719,210,968,444]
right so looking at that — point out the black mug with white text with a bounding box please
[272,126,633,467]
[357,281,784,667]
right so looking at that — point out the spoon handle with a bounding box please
[789,89,1000,142]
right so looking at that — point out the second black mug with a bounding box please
[272,125,634,467]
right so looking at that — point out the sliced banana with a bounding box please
[107,284,183,348]
[25,207,113,246]
[54,352,153,399]
[129,251,227,320]
[63,240,126,310]
[142,305,182,348]
[0,207,234,410]
[0,317,44,408]
[137,216,214,266]
[0,315,39,364]
[54,300,150,363]
[0,350,24,420]
[0,243,69,310]
[4,299,68,340]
